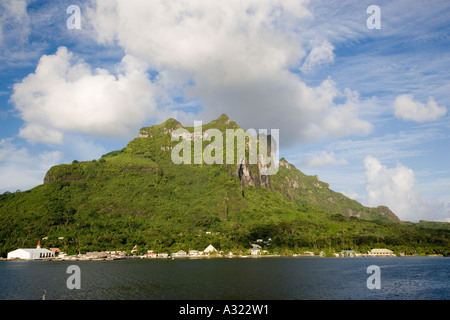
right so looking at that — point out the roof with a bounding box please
[7,248,54,259]
[204,244,217,252]
[371,248,393,252]
[10,248,53,253]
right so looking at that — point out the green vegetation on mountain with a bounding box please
[1,114,449,257]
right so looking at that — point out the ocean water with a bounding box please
[0,257,448,300]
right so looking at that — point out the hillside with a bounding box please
[0,114,449,256]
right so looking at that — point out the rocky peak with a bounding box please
[138,118,182,138]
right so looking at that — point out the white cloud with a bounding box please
[301,151,347,168]
[87,0,372,146]
[300,40,335,73]
[0,138,63,193]
[394,94,447,122]
[11,46,157,144]
[364,155,449,222]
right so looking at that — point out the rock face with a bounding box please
[238,162,270,189]
[138,132,152,138]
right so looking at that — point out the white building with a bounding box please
[367,248,395,257]
[188,250,202,256]
[172,250,187,257]
[7,241,55,260]
[204,244,217,254]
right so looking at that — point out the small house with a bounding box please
[189,250,202,256]
[340,250,357,257]
[172,250,187,257]
[50,248,61,256]
[368,248,395,256]
[144,252,157,258]
[204,244,217,254]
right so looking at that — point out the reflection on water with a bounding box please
[0,257,448,300]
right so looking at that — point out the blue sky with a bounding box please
[0,0,449,222]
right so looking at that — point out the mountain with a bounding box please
[1,114,449,256]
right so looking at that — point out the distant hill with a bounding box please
[1,114,449,256]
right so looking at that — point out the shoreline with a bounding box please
[0,253,445,262]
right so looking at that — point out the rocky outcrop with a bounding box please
[342,208,362,218]
[279,158,291,169]
[138,118,183,138]
[138,131,152,138]
[238,162,270,189]
[375,205,400,222]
